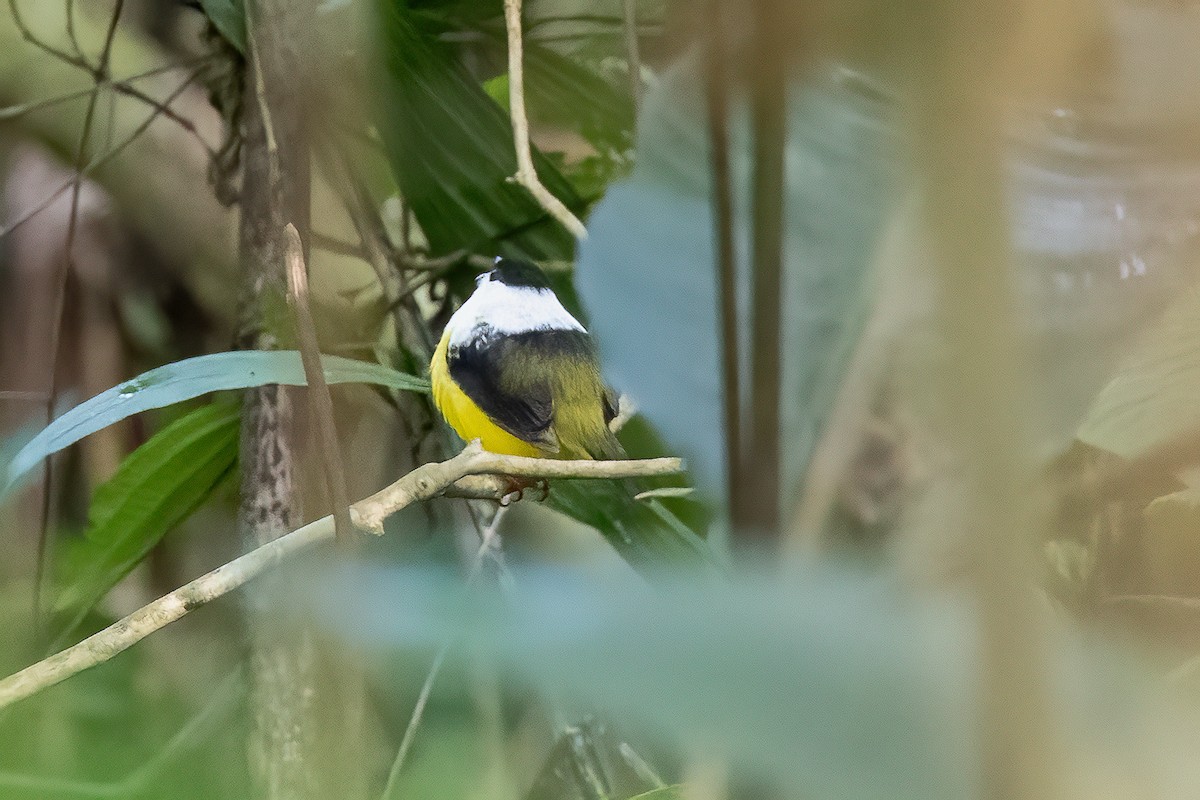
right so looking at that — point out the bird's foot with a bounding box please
[498,477,550,505]
[499,476,529,506]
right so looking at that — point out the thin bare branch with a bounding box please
[35,0,127,622]
[736,0,787,540]
[0,60,208,121]
[0,442,682,709]
[8,0,92,72]
[65,0,84,61]
[382,645,448,799]
[110,81,217,159]
[0,69,202,241]
[502,0,588,240]
[312,231,367,260]
[285,223,354,545]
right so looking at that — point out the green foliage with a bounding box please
[53,403,240,634]
[4,351,427,491]
[197,0,246,52]
[544,479,716,576]
[372,0,584,260]
[482,29,636,199]
[521,45,634,162]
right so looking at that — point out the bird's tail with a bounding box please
[548,428,717,576]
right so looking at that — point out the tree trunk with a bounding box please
[237,2,320,798]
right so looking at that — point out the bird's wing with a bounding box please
[447,330,570,453]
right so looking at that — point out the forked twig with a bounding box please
[34,0,127,623]
[502,0,587,240]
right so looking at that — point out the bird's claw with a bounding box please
[534,479,550,502]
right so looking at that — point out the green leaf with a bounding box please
[372,1,584,260]
[544,479,717,576]
[54,403,240,628]
[4,351,428,491]
[197,0,246,52]
[1077,285,1200,458]
[522,45,634,160]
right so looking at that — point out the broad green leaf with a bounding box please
[576,59,902,502]
[54,403,240,630]
[1077,285,1200,458]
[309,562,1194,800]
[197,0,245,52]
[545,479,717,576]
[373,1,584,260]
[522,45,634,159]
[307,565,977,800]
[4,351,428,491]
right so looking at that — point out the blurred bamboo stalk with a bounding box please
[906,2,1067,798]
[734,0,790,543]
[703,0,741,534]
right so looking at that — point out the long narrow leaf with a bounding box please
[4,351,428,491]
[54,403,241,631]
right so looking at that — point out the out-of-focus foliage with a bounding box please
[1077,285,1200,457]
[14,1,1200,800]
[302,561,1200,800]
[198,0,246,52]
[577,61,902,500]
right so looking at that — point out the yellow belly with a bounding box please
[430,332,544,458]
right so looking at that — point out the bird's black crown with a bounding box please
[489,258,552,289]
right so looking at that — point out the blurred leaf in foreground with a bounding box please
[306,563,974,800]
[304,561,1200,799]
[576,60,902,501]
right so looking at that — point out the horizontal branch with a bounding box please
[0,441,683,709]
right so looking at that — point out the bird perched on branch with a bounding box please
[430,258,716,572]
[431,257,624,475]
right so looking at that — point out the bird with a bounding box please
[430,257,624,470]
